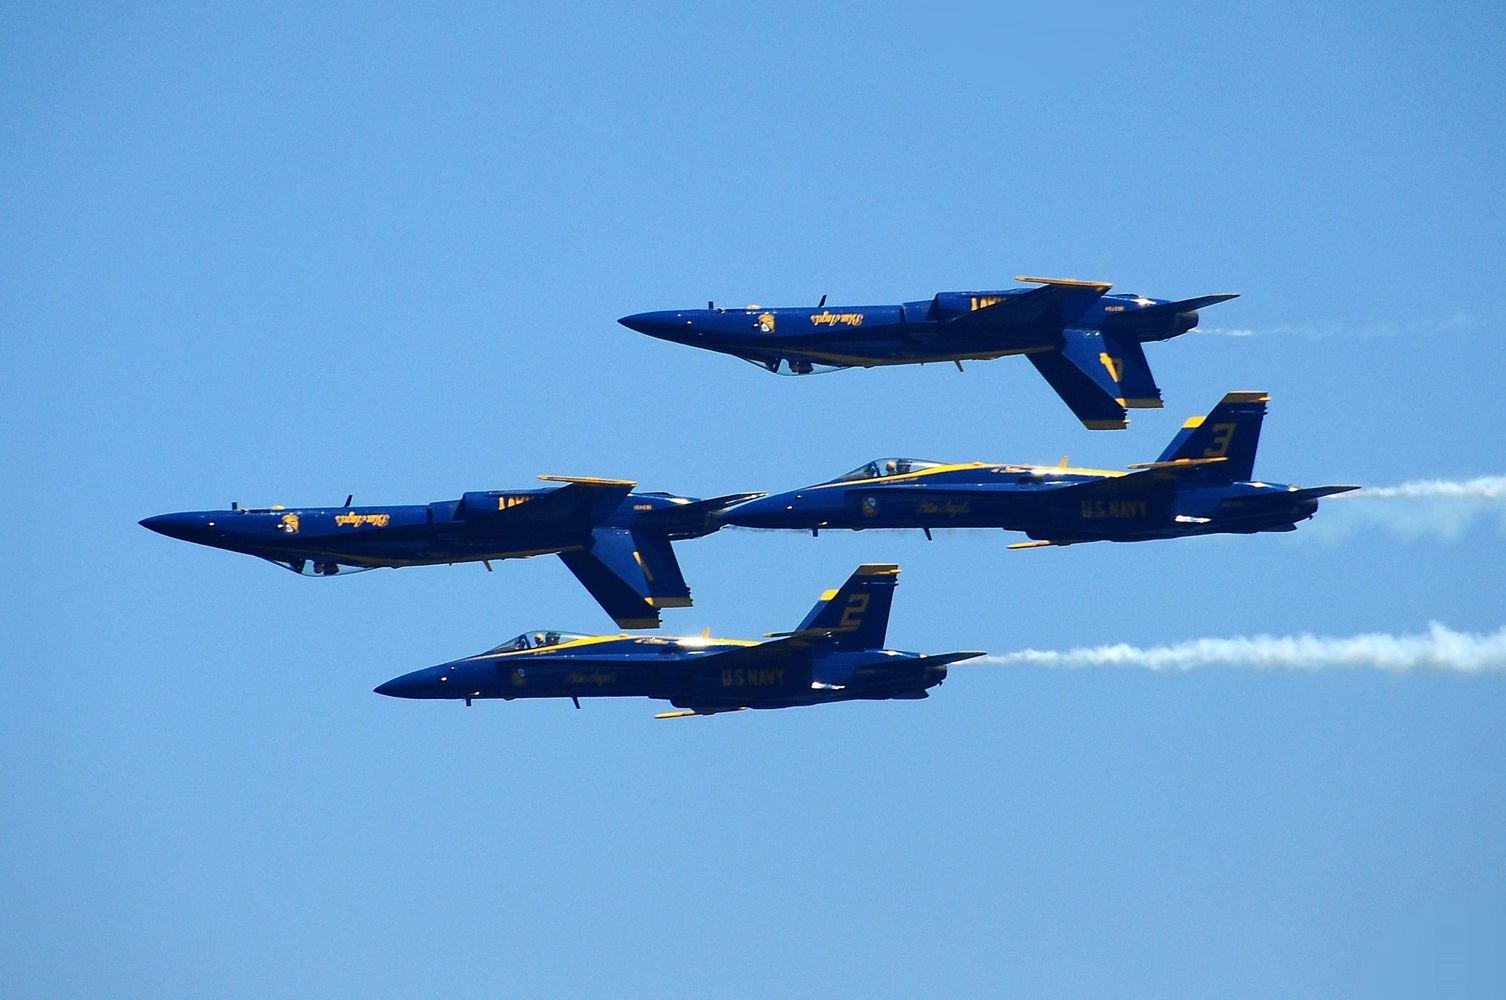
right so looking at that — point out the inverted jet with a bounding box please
[620,277,1237,429]
[141,476,760,628]
[720,393,1357,545]
[374,564,983,717]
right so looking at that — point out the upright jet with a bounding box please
[375,564,982,717]
[620,276,1238,429]
[721,392,1358,546]
[141,477,760,628]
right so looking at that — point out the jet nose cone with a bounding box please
[373,678,409,698]
[618,310,694,342]
[618,311,656,334]
[139,512,212,542]
[374,665,453,700]
[374,670,426,699]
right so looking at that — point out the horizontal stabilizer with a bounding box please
[1125,293,1239,317]
[1104,293,1240,343]
[638,491,767,538]
[911,651,988,668]
[1293,485,1361,500]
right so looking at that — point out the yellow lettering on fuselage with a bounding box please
[810,311,865,327]
[1080,499,1150,519]
[334,512,391,528]
[916,500,971,518]
[498,495,532,511]
[720,668,787,687]
[970,296,1005,311]
[566,671,618,687]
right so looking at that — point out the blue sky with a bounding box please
[4,4,1504,997]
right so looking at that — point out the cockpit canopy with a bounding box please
[830,458,946,483]
[486,630,590,654]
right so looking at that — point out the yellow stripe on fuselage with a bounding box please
[469,633,762,661]
[810,462,1125,490]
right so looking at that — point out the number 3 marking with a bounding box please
[1203,423,1236,458]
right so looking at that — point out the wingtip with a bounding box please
[1014,274,1113,290]
[538,474,638,487]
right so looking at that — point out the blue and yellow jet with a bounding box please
[620,276,1238,429]
[720,392,1358,545]
[374,564,982,716]
[140,477,761,628]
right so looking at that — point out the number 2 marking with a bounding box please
[839,593,870,629]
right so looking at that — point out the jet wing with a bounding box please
[459,477,635,526]
[698,631,837,669]
[1050,462,1222,500]
[947,276,1113,334]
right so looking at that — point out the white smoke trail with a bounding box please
[1347,477,1506,501]
[983,623,1506,674]
[1192,314,1471,339]
[1191,326,1257,337]
[1310,476,1506,542]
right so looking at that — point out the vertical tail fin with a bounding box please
[794,564,899,650]
[1028,328,1128,430]
[1097,333,1162,409]
[1154,391,1268,481]
[629,528,692,608]
[556,527,693,629]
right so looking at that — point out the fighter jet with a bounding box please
[140,477,761,628]
[720,392,1358,545]
[374,564,983,717]
[620,276,1238,429]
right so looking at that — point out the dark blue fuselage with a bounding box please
[375,635,951,713]
[620,289,1198,375]
[140,488,700,575]
[721,463,1330,543]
